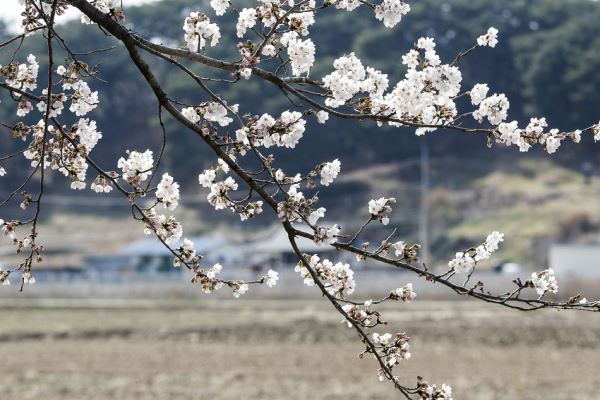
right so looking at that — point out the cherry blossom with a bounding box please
[319,159,341,186]
[477,27,499,48]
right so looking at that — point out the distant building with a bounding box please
[236,225,338,272]
[85,234,230,282]
[549,244,600,277]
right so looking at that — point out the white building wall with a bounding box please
[549,244,600,277]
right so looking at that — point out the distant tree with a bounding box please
[0,1,598,398]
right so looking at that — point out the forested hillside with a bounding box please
[1,0,598,190]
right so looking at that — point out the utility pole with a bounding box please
[419,138,430,267]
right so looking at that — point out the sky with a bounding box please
[1,0,161,33]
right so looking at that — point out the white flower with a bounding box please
[210,0,229,15]
[182,107,200,123]
[368,197,395,225]
[331,0,361,11]
[473,93,509,125]
[593,123,600,141]
[545,129,562,154]
[316,110,329,124]
[68,80,99,116]
[477,27,499,48]
[308,207,326,225]
[204,102,235,127]
[393,283,416,303]
[392,241,406,257]
[233,282,249,298]
[469,83,489,106]
[5,54,38,91]
[448,252,475,274]
[497,121,521,146]
[0,265,10,286]
[17,100,33,116]
[287,38,316,76]
[322,53,366,108]
[22,271,36,284]
[374,0,410,28]
[484,231,504,251]
[474,245,491,262]
[372,332,393,345]
[416,37,436,51]
[402,49,420,69]
[56,65,66,76]
[320,159,341,186]
[531,269,558,296]
[156,173,180,211]
[298,258,355,298]
[207,176,238,210]
[261,44,277,57]
[198,169,216,187]
[265,269,279,287]
[240,67,252,80]
[118,150,154,184]
[236,8,257,38]
[217,158,230,173]
[314,224,340,246]
[0,167,6,177]
[76,118,102,152]
[183,12,221,51]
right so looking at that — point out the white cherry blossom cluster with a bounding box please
[231,281,249,298]
[593,123,600,141]
[199,160,263,220]
[20,118,100,190]
[34,90,67,118]
[156,173,181,211]
[210,0,229,16]
[183,12,221,52]
[368,197,396,225]
[372,332,411,369]
[374,0,410,28]
[322,52,388,108]
[236,8,257,38]
[530,268,559,296]
[448,231,504,274]
[0,268,10,286]
[191,263,224,293]
[417,377,454,400]
[117,149,154,186]
[341,302,379,328]
[81,0,124,24]
[207,176,238,210]
[286,36,316,76]
[142,208,183,245]
[330,0,411,28]
[237,111,307,149]
[90,175,112,193]
[1,54,39,91]
[264,269,279,287]
[66,79,99,116]
[295,254,356,299]
[182,101,237,127]
[477,27,499,48]
[174,238,200,267]
[319,159,341,186]
[313,224,340,246]
[390,283,417,303]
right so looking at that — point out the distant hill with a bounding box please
[0,0,598,193]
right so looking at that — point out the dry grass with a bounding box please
[1,299,599,400]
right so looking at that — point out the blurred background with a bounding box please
[0,0,599,399]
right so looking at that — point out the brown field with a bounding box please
[1,299,599,400]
